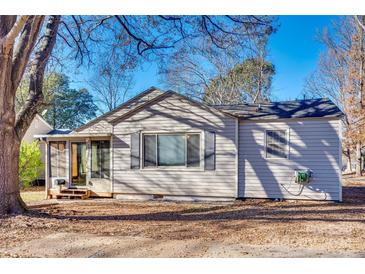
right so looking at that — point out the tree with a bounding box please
[0,15,275,214]
[203,58,275,105]
[19,141,44,188]
[44,84,97,129]
[344,18,365,176]
[88,62,134,113]
[17,72,96,129]
[16,72,68,114]
[0,16,58,214]
[160,22,277,101]
[304,16,365,175]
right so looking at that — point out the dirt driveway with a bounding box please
[1,178,365,258]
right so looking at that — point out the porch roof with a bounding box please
[34,132,112,139]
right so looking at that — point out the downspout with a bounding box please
[235,117,239,199]
[338,119,343,202]
[43,137,49,199]
[111,124,114,196]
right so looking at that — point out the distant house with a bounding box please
[23,114,53,182]
[35,87,344,201]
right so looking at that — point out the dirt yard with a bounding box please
[1,177,365,258]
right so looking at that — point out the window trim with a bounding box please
[141,131,202,170]
[265,129,289,159]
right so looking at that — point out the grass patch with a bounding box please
[20,191,45,203]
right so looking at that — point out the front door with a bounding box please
[71,142,87,187]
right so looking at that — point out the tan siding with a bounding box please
[238,119,341,201]
[112,94,237,198]
[76,120,113,134]
[76,89,163,134]
[22,115,52,180]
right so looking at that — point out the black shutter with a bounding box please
[204,131,215,170]
[130,132,140,169]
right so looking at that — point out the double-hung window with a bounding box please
[266,130,288,159]
[143,133,201,168]
[91,140,110,178]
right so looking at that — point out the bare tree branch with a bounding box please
[0,16,29,52]
[12,16,44,91]
[355,15,365,32]
[15,15,60,140]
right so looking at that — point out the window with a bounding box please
[143,133,201,168]
[91,140,110,178]
[187,134,200,167]
[266,130,288,158]
[49,141,66,177]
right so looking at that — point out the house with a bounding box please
[35,87,344,201]
[23,114,53,183]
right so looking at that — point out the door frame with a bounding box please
[69,141,88,188]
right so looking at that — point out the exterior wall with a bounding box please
[23,115,52,180]
[23,115,52,143]
[112,94,237,198]
[238,118,341,201]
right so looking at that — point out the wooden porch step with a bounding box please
[56,189,91,200]
[60,189,89,195]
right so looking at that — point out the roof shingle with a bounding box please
[214,98,344,120]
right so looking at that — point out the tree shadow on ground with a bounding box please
[19,185,365,224]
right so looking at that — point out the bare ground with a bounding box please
[1,177,365,258]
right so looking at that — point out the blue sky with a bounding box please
[129,16,339,101]
[268,15,338,101]
[69,16,339,103]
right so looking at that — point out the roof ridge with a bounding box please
[212,97,331,108]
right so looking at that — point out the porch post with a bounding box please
[86,138,91,186]
[66,140,71,188]
[44,140,49,199]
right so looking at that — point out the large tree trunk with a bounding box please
[345,147,353,172]
[0,16,26,214]
[0,128,24,214]
[356,141,362,176]
[0,16,57,215]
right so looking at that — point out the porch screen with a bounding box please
[49,141,67,177]
[91,140,110,178]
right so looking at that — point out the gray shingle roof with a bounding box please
[214,98,344,120]
[47,129,72,135]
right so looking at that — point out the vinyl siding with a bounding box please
[75,89,163,134]
[238,119,341,201]
[76,119,113,134]
[112,94,237,198]
[23,115,52,180]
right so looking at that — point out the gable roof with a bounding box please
[74,87,344,132]
[47,129,72,135]
[74,87,164,132]
[214,98,344,120]
[109,89,236,124]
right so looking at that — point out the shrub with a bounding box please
[19,141,44,188]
